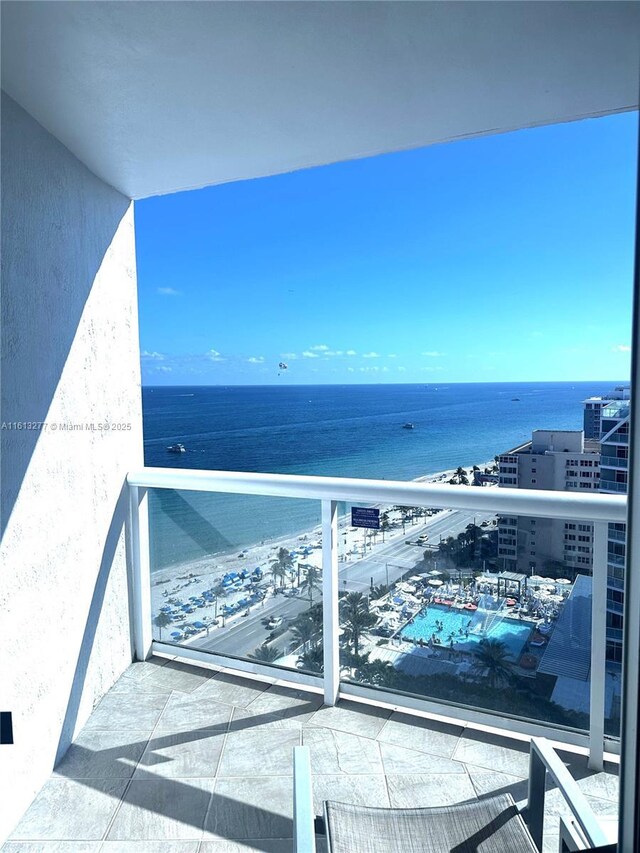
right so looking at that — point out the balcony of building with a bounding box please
[4,654,619,853]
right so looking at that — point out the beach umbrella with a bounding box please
[428,569,442,576]
[542,577,555,584]
[529,575,545,583]
[555,578,571,585]
[428,579,444,586]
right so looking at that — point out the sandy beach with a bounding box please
[150,459,497,639]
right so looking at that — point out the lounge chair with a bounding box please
[293,738,616,852]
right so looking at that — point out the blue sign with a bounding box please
[351,507,380,530]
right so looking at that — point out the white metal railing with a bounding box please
[127,467,627,769]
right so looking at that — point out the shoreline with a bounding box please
[150,458,497,631]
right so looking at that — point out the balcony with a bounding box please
[6,655,620,851]
[600,456,628,469]
[4,469,627,848]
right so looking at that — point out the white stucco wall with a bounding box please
[0,93,142,840]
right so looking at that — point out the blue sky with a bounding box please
[136,111,638,385]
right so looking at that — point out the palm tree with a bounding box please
[300,564,322,603]
[398,506,412,532]
[473,639,514,688]
[290,617,316,652]
[340,592,377,656]
[153,612,172,640]
[251,643,280,663]
[298,646,323,674]
[380,512,391,543]
[270,563,287,588]
[270,547,294,588]
[371,583,389,600]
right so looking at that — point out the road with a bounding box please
[193,508,496,658]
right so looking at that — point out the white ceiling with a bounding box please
[2,1,639,200]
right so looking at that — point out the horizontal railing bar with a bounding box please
[127,467,627,522]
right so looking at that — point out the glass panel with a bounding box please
[148,488,322,676]
[339,506,593,733]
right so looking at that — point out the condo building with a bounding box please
[497,430,600,575]
[599,398,631,664]
[583,386,630,440]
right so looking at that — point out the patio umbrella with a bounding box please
[428,579,444,586]
[555,578,571,585]
[529,575,545,583]
[428,569,443,576]
[542,577,555,584]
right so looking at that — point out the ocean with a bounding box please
[143,381,619,570]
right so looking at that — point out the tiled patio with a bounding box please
[4,656,619,853]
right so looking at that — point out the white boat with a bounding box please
[167,443,186,453]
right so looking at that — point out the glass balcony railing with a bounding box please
[600,480,628,493]
[600,456,629,468]
[128,468,627,768]
[602,432,629,444]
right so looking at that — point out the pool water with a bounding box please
[401,604,532,659]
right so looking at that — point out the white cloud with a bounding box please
[397,366,407,372]
[359,366,380,372]
[141,350,164,360]
[207,348,225,362]
[381,366,389,372]
[157,287,181,296]
[421,351,444,357]
[155,365,173,373]
[302,350,319,358]
[309,344,329,352]
[281,352,298,360]
[362,352,380,359]
[247,356,265,364]
[323,350,344,357]
[346,350,357,356]
[347,367,355,373]
[613,344,631,353]
[387,353,397,358]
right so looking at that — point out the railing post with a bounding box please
[128,484,152,661]
[322,499,339,706]
[527,743,546,852]
[589,520,608,770]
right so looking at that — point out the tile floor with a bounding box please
[4,657,620,852]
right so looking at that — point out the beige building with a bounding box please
[497,430,600,575]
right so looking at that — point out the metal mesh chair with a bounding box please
[293,738,615,853]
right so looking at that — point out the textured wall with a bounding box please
[0,93,142,840]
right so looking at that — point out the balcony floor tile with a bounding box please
[306,699,391,738]
[302,727,383,775]
[106,778,216,840]
[377,712,464,759]
[134,730,227,779]
[9,779,127,841]
[203,777,293,840]
[386,772,477,808]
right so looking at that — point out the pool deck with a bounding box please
[3,655,620,852]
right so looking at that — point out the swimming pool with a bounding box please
[401,604,532,659]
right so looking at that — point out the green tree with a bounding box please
[298,645,323,674]
[290,616,316,652]
[153,612,172,640]
[340,591,377,656]
[473,639,515,688]
[270,547,294,587]
[398,507,413,532]
[300,564,322,603]
[250,643,280,662]
[371,584,389,600]
[380,513,391,543]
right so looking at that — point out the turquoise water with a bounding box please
[401,604,532,659]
